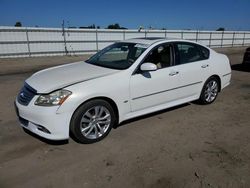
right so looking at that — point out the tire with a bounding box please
[198,77,220,105]
[70,99,116,144]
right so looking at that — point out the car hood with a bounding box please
[26,61,119,93]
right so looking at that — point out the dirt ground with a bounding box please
[0,47,249,188]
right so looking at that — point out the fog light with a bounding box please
[35,124,51,134]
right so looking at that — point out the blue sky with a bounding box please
[0,0,250,30]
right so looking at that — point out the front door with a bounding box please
[130,43,182,112]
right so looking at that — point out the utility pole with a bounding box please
[62,20,68,55]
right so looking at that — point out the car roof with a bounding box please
[121,37,211,50]
[122,37,166,45]
[122,37,188,46]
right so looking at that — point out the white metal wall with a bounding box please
[0,26,250,58]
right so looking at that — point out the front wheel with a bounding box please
[70,99,116,144]
[199,77,219,104]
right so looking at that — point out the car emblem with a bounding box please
[20,92,25,97]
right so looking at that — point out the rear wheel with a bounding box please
[70,99,116,144]
[199,77,219,104]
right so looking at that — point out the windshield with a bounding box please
[86,42,148,70]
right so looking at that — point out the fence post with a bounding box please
[209,32,212,47]
[221,31,224,47]
[145,30,147,38]
[232,32,235,47]
[242,32,245,46]
[95,29,99,52]
[25,28,31,57]
[181,31,183,39]
[123,30,125,40]
[165,30,167,38]
[195,30,198,42]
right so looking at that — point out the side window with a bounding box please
[175,43,204,65]
[143,44,172,69]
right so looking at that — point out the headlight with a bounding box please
[35,90,72,106]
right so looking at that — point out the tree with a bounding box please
[90,24,95,29]
[106,23,127,29]
[15,21,22,27]
[216,27,225,31]
[107,23,120,29]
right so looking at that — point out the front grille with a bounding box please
[17,83,37,106]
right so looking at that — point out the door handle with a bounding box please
[169,71,179,76]
[201,64,209,68]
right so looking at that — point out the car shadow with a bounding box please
[22,128,69,145]
[231,63,250,73]
[114,103,190,128]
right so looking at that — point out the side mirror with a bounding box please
[140,62,157,72]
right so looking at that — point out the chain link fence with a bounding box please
[0,26,250,58]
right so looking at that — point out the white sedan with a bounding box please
[15,38,231,143]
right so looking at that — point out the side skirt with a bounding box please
[120,94,199,123]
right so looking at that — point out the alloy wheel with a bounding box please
[80,106,111,139]
[204,80,218,103]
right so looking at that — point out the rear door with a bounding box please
[169,42,211,99]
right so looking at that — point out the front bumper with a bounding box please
[15,97,72,140]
